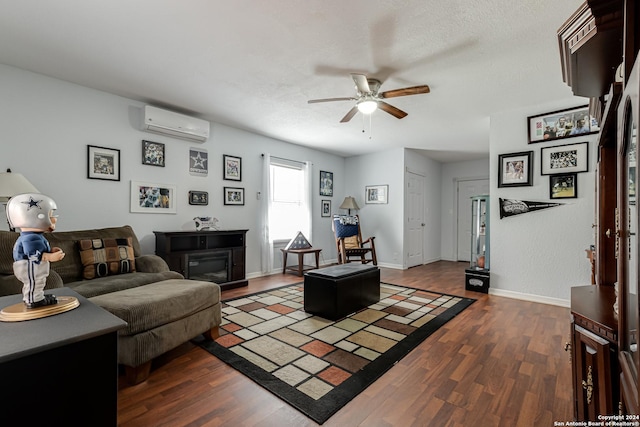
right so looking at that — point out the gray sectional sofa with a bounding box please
[0,225,221,384]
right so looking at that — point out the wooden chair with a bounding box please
[332,214,377,265]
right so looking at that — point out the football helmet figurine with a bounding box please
[6,193,65,308]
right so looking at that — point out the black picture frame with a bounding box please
[527,105,599,144]
[540,141,589,175]
[497,151,534,188]
[321,200,331,217]
[142,140,165,167]
[189,191,209,205]
[224,187,244,205]
[87,145,120,181]
[223,154,242,181]
[549,173,578,199]
[320,170,333,196]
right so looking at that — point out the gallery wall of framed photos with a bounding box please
[496,105,599,204]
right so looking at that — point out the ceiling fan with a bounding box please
[308,73,430,123]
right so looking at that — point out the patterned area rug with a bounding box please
[196,282,475,424]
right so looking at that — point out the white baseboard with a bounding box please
[377,262,404,270]
[246,258,338,280]
[489,288,570,308]
[246,271,267,280]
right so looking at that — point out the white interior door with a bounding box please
[456,179,489,261]
[407,171,425,267]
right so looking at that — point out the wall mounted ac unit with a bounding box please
[142,105,210,142]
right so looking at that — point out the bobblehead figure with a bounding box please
[6,193,65,308]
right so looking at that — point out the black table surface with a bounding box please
[306,263,378,279]
[0,287,126,363]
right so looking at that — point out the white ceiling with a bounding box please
[0,0,584,162]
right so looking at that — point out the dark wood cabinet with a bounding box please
[570,286,619,419]
[154,230,248,290]
[560,0,640,420]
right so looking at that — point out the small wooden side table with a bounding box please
[281,248,322,276]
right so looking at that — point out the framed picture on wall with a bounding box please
[527,105,599,143]
[540,142,588,175]
[321,200,331,217]
[320,170,333,196]
[549,173,577,199]
[189,190,208,206]
[497,151,533,187]
[142,140,165,167]
[365,185,388,204]
[224,187,244,205]
[130,181,176,213]
[189,147,208,177]
[223,154,242,181]
[87,145,120,181]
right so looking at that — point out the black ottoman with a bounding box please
[304,264,380,320]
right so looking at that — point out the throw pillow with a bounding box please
[78,237,136,280]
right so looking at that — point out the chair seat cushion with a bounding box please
[343,236,359,249]
[89,279,220,336]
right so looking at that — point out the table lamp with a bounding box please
[339,196,360,215]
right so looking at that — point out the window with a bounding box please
[269,161,309,240]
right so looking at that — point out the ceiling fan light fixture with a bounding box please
[357,99,378,114]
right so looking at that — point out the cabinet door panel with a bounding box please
[574,325,612,419]
[618,57,640,415]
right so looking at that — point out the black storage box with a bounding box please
[304,264,380,320]
[465,269,490,293]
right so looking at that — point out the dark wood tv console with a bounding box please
[154,230,248,290]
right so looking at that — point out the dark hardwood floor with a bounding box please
[117,261,573,426]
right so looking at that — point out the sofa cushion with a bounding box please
[65,270,184,298]
[79,237,136,279]
[0,230,19,275]
[89,279,221,336]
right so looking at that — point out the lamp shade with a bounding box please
[0,170,39,202]
[339,196,360,211]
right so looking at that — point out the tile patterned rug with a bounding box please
[195,282,475,424]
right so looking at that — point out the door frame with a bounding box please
[453,176,490,262]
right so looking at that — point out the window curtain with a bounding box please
[260,154,273,274]
[303,161,313,243]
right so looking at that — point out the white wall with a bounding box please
[0,63,598,302]
[440,158,490,261]
[0,64,345,277]
[490,102,597,303]
[344,148,405,268]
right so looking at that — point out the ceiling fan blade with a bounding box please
[340,106,359,123]
[351,73,371,94]
[378,101,408,119]
[308,97,356,104]
[380,85,431,99]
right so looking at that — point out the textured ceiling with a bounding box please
[0,0,585,162]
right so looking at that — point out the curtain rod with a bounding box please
[261,153,305,166]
